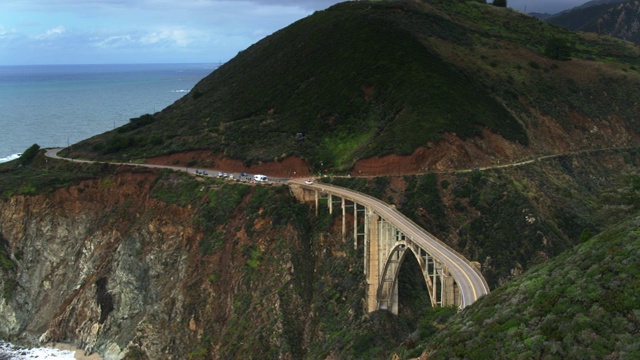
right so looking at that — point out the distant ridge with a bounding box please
[545,0,640,44]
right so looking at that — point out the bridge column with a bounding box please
[366,209,379,312]
[441,268,459,307]
[353,201,358,249]
[341,197,346,242]
[314,190,319,217]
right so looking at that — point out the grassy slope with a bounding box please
[64,0,640,172]
[413,210,640,359]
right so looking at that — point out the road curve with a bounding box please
[289,178,490,309]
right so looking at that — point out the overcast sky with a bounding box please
[0,0,588,66]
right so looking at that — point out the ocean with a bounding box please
[0,63,215,357]
[0,63,216,163]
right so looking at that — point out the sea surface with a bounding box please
[0,63,216,357]
[0,63,217,163]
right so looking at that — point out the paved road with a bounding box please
[289,178,490,309]
[44,148,287,183]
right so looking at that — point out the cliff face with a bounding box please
[0,169,197,359]
[0,166,404,359]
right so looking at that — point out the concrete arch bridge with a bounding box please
[290,180,489,314]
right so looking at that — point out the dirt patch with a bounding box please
[350,131,530,176]
[144,151,312,178]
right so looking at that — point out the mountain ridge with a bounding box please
[546,0,640,44]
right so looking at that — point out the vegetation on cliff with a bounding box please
[64,0,640,173]
[413,210,640,359]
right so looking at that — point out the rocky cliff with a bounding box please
[0,165,411,359]
[0,168,197,359]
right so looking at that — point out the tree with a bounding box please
[493,0,507,7]
[544,37,572,60]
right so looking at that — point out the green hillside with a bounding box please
[405,210,640,359]
[64,0,640,172]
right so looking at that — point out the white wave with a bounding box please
[171,89,190,93]
[0,153,22,164]
[0,340,76,359]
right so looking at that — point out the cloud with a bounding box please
[94,34,132,48]
[34,25,65,40]
[0,0,341,64]
[140,27,192,47]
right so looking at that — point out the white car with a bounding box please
[305,179,314,185]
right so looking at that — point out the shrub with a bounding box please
[18,144,40,165]
[117,114,156,133]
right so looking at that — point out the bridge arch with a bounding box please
[291,181,488,314]
[377,241,459,313]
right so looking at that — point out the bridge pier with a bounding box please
[367,210,379,312]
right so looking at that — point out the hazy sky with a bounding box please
[0,0,587,65]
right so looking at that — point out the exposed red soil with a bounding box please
[144,151,312,178]
[144,123,639,178]
[350,130,529,176]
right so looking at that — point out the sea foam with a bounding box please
[0,153,21,164]
[0,340,76,359]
